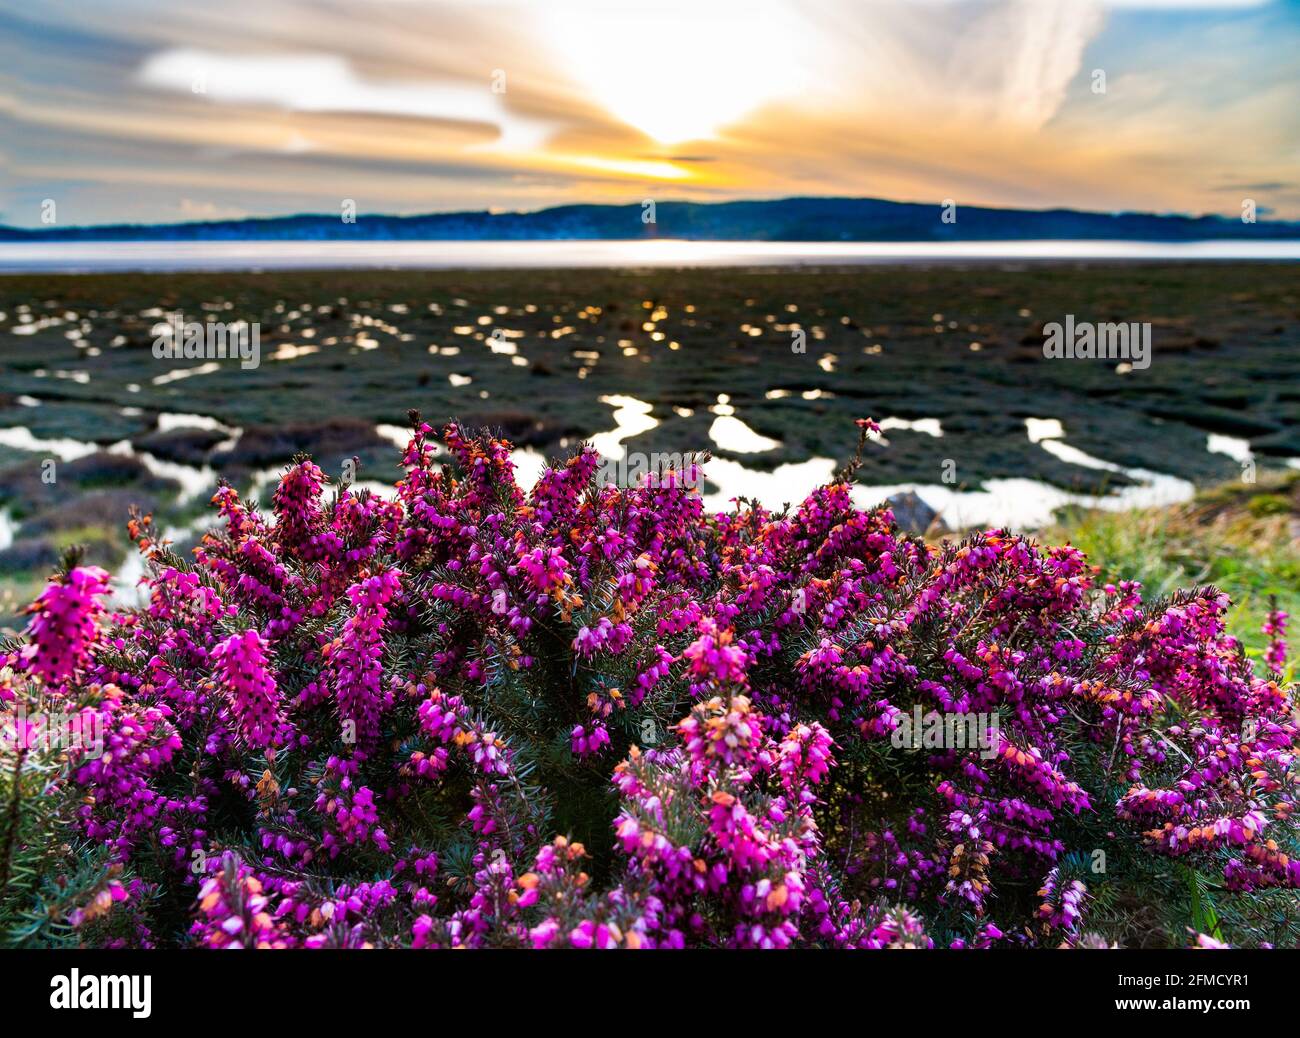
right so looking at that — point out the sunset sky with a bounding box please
[1,0,1297,228]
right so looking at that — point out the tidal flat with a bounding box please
[1,262,1297,619]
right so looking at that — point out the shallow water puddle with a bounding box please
[0,426,101,461]
[708,415,781,453]
[588,395,658,461]
[703,417,1197,528]
[1025,417,1194,511]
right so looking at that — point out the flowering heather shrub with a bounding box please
[0,415,1296,949]
[1264,601,1289,678]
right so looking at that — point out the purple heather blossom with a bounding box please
[212,629,283,749]
[7,419,1295,950]
[19,565,111,684]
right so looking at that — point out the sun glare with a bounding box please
[541,2,807,145]
[566,155,692,179]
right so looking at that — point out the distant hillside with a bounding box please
[2,196,1297,242]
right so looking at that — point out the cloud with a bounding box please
[1210,181,1294,192]
[950,0,1106,130]
[1103,1,1271,7]
[759,0,1107,133]
[136,48,557,153]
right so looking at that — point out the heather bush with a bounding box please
[1,416,1296,948]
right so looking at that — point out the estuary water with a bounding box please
[2,239,1299,273]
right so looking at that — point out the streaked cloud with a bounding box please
[137,49,557,153]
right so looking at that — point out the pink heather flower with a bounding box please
[412,914,439,948]
[777,722,835,796]
[417,689,467,744]
[572,617,633,657]
[20,566,111,684]
[315,755,390,856]
[518,546,570,594]
[574,618,612,655]
[332,569,402,748]
[272,459,327,549]
[1036,868,1089,934]
[212,629,283,749]
[570,722,611,758]
[1263,604,1288,675]
[463,730,509,775]
[682,619,749,690]
[72,696,184,858]
[677,695,761,777]
[868,906,932,949]
[192,852,292,949]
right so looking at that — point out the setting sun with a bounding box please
[541,1,809,145]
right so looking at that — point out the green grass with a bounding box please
[1049,472,1299,667]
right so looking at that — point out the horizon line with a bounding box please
[3,193,1297,236]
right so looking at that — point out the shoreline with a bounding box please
[2,238,1300,274]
